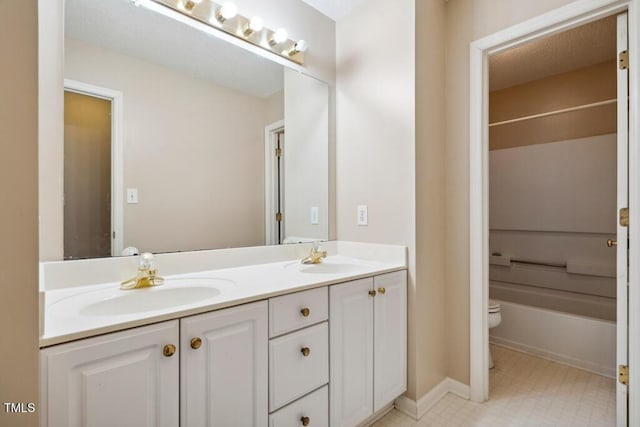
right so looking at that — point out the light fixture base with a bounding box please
[151,0,305,65]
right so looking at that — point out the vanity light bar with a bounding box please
[142,0,306,65]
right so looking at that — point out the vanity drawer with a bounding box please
[269,322,328,411]
[269,385,328,427]
[269,287,328,337]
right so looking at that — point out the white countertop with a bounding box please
[41,254,405,347]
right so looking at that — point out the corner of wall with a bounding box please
[413,0,449,399]
[0,0,40,424]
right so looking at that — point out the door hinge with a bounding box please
[275,147,282,157]
[619,365,629,385]
[275,212,282,222]
[620,207,629,227]
[113,231,116,239]
[619,50,629,70]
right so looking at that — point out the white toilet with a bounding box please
[488,299,502,369]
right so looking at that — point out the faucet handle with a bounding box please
[138,252,156,271]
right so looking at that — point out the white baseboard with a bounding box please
[394,377,470,420]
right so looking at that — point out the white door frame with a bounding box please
[264,120,284,245]
[64,79,124,257]
[468,0,640,423]
[616,13,629,426]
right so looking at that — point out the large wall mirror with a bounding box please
[61,0,329,259]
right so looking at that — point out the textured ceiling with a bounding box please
[65,0,284,98]
[300,0,367,21]
[489,15,617,91]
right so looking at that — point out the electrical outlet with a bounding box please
[357,205,368,226]
[127,188,139,204]
[310,207,319,225]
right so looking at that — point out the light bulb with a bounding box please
[182,0,202,11]
[249,16,264,32]
[215,2,237,22]
[293,40,308,53]
[244,16,264,36]
[270,28,288,45]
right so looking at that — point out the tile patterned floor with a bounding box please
[373,345,616,427]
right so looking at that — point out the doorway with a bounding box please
[64,90,111,258]
[265,120,285,245]
[468,1,639,425]
[63,80,123,258]
[485,12,620,424]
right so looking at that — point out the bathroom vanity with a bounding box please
[39,242,407,427]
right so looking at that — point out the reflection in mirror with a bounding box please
[62,0,328,259]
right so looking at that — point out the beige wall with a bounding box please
[39,0,64,262]
[0,0,40,424]
[445,0,579,385]
[490,61,616,149]
[415,0,448,399]
[65,38,268,254]
[336,0,419,397]
[284,69,329,241]
[265,89,284,126]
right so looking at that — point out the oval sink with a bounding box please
[79,286,221,316]
[49,277,234,316]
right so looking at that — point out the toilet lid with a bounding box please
[488,299,501,313]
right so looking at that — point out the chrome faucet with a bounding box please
[120,252,165,290]
[301,242,327,264]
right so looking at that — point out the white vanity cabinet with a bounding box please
[40,301,268,427]
[41,267,407,427]
[40,320,180,427]
[180,301,268,427]
[329,271,407,427]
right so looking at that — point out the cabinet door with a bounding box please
[374,271,407,411]
[329,278,374,427]
[181,301,268,427]
[41,321,179,427]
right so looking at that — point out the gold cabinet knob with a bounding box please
[300,416,310,426]
[301,347,310,357]
[607,239,618,247]
[191,337,202,350]
[163,344,176,357]
[378,287,386,295]
[368,289,377,297]
[300,307,310,317]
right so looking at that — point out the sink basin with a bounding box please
[49,277,234,316]
[79,286,221,316]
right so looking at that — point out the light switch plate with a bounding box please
[127,188,139,204]
[357,205,368,226]
[310,206,319,225]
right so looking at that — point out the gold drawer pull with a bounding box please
[163,344,176,357]
[191,337,202,349]
[300,307,310,317]
[378,287,386,295]
[607,239,617,247]
[301,347,310,357]
[368,289,376,297]
[300,416,310,426]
